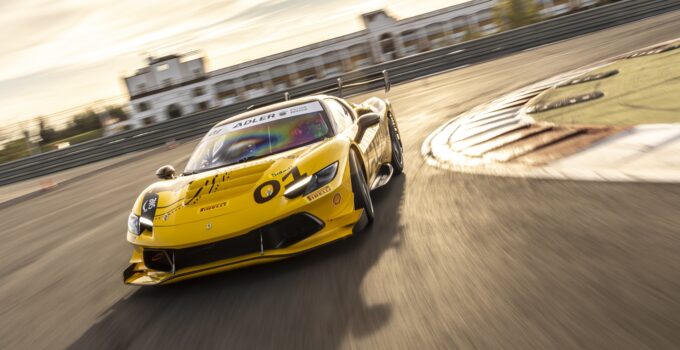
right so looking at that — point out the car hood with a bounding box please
[134,141,328,228]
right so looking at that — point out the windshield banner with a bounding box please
[207,101,324,137]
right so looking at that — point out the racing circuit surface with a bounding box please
[2,12,680,350]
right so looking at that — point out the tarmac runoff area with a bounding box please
[2,14,680,349]
[0,142,194,209]
[423,39,680,183]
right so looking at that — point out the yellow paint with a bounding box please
[124,97,396,285]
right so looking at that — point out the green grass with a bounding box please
[528,45,680,125]
[0,129,104,164]
[42,129,103,152]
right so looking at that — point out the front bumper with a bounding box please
[123,209,361,285]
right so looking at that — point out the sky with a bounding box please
[0,0,464,127]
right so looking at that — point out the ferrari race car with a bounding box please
[123,92,404,285]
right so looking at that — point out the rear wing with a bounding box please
[285,70,391,101]
[248,70,391,110]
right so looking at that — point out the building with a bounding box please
[118,0,603,130]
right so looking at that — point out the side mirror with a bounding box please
[354,113,381,143]
[382,70,391,93]
[156,165,176,180]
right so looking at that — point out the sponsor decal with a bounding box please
[200,201,227,213]
[358,126,377,153]
[140,193,159,223]
[332,193,342,205]
[270,166,292,178]
[253,166,306,204]
[229,113,278,130]
[208,101,323,136]
[142,197,157,212]
[305,185,332,202]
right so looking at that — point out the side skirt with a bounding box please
[370,163,394,190]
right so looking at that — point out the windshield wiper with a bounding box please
[236,155,263,164]
[183,154,269,175]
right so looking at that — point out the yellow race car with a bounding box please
[123,94,403,285]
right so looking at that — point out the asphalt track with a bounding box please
[1,12,680,350]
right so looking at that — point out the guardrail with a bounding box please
[1,0,678,186]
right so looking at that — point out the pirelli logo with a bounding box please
[200,202,227,212]
[305,185,332,202]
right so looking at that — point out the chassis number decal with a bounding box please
[253,180,280,204]
[253,166,307,203]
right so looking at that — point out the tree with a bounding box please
[0,138,31,163]
[72,110,102,134]
[37,116,56,144]
[104,106,128,122]
[462,25,481,41]
[493,0,541,31]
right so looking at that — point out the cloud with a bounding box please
[0,0,461,124]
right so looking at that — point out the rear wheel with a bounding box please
[350,151,373,233]
[388,115,404,174]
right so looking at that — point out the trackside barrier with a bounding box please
[1,0,679,186]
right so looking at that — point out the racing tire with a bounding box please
[350,151,374,233]
[388,115,404,175]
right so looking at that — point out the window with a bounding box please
[136,83,146,91]
[215,81,237,100]
[427,23,448,48]
[322,51,343,76]
[217,89,237,100]
[196,101,209,112]
[136,102,151,112]
[401,30,420,54]
[184,101,330,173]
[296,58,318,82]
[245,81,263,91]
[348,43,371,69]
[479,18,495,27]
[271,75,291,90]
[325,99,354,131]
[379,33,396,55]
[141,116,155,126]
[193,86,205,97]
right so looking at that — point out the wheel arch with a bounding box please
[348,143,369,179]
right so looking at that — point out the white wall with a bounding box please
[121,0,597,129]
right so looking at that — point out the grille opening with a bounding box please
[143,249,173,272]
[142,213,323,271]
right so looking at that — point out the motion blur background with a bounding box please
[1,1,679,349]
[1,0,610,163]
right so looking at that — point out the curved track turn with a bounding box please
[1,12,680,350]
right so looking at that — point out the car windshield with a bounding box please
[184,101,330,174]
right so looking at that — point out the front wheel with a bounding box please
[350,151,373,233]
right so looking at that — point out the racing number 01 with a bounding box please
[253,166,307,204]
[253,180,280,204]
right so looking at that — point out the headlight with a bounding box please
[128,213,140,235]
[284,162,338,198]
[305,162,338,195]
